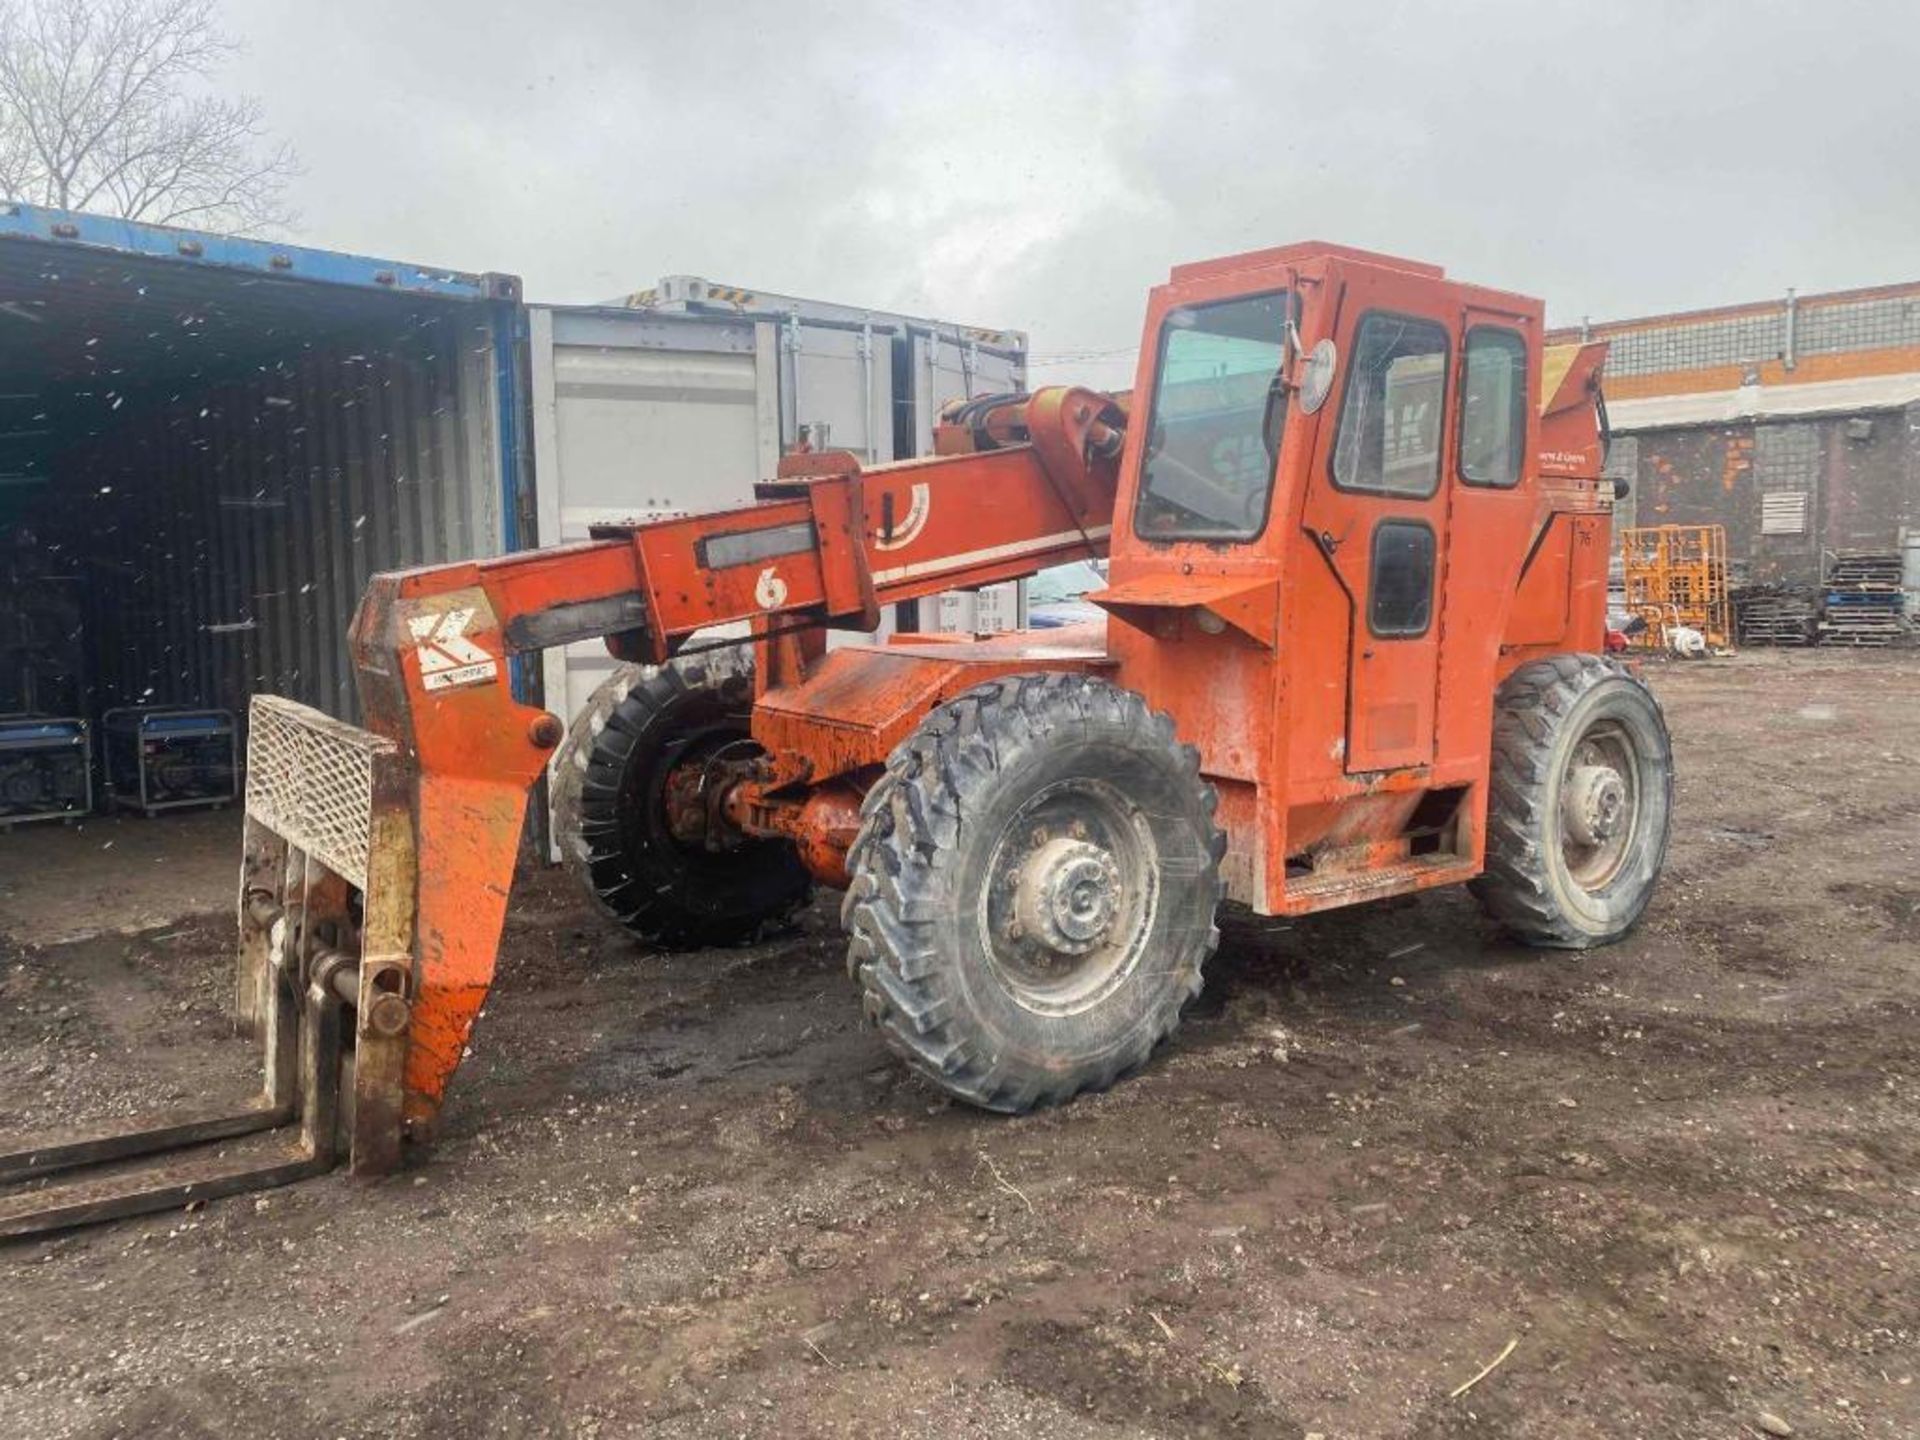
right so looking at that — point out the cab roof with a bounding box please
[1170,242,1447,284]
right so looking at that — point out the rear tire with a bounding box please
[842,673,1224,1112]
[554,648,812,948]
[1472,654,1673,948]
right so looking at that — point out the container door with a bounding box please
[907,330,1025,453]
[527,304,780,730]
[1300,285,1456,774]
[779,316,893,463]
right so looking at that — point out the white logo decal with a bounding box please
[873,482,931,551]
[409,607,500,692]
[754,566,789,610]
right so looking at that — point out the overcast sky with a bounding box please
[225,0,1920,387]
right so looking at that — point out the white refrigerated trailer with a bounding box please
[526,281,1032,735]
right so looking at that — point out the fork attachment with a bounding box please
[0,697,418,1239]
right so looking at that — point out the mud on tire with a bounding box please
[842,672,1225,1112]
[553,648,811,948]
[1471,653,1673,949]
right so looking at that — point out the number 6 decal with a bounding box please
[754,566,789,609]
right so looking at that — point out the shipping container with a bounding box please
[529,283,1032,736]
[526,302,779,734]
[613,278,1030,570]
[0,203,524,735]
[617,274,1029,459]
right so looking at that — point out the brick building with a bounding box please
[1548,282,1920,586]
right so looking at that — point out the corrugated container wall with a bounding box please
[0,204,516,738]
[62,316,503,721]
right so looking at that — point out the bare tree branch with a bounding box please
[0,0,295,234]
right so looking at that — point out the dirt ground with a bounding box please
[1,651,1916,1439]
[0,809,236,948]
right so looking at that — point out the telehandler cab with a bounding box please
[0,243,1671,1236]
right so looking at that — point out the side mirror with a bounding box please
[1297,339,1336,415]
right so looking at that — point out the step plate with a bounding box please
[1279,853,1476,915]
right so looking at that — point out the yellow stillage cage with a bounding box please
[1619,524,1732,650]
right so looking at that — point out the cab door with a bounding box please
[1299,279,1456,773]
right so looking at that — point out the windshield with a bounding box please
[1132,292,1290,541]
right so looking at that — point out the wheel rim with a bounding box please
[1556,719,1641,891]
[622,720,772,881]
[652,728,758,852]
[978,778,1159,1017]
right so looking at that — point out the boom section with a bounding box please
[374,385,1124,669]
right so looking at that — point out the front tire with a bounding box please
[1472,654,1673,948]
[554,648,812,948]
[842,673,1224,1112]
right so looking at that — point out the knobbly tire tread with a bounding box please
[554,648,811,949]
[842,672,1226,1112]
[1471,653,1673,949]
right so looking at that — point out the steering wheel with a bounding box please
[1148,448,1262,531]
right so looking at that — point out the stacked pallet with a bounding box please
[1818,553,1909,647]
[1732,584,1817,646]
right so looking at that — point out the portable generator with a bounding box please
[0,715,91,826]
[102,707,238,816]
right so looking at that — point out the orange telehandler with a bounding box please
[0,243,1670,1236]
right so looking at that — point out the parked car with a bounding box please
[1027,559,1107,629]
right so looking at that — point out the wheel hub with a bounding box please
[1562,763,1628,848]
[1012,837,1123,956]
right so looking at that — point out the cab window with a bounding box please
[1133,292,1289,541]
[1369,519,1435,636]
[1460,327,1528,487]
[1330,313,1449,497]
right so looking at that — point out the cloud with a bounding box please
[221,0,1920,378]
